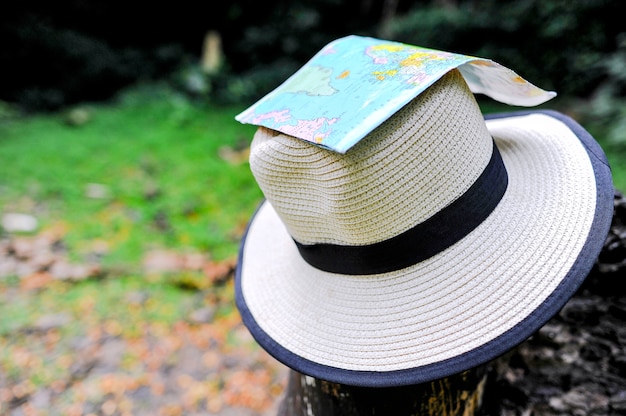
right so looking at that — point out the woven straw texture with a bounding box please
[250,70,492,246]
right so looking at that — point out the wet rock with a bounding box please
[85,183,110,199]
[1,213,38,233]
[188,306,216,324]
[125,290,150,306]
[34,313,72,331]
[610,390,626,414]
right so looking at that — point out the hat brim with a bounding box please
[235,110,614,387]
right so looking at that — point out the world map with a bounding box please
[235,35,556,154]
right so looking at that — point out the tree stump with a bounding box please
[277,365,488,416]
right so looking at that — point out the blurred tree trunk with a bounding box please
[434,0,458,8]
[277,365,488,416]
[378,0,399,38]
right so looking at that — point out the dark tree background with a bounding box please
[1,0,625,115]
[0,0,391,110]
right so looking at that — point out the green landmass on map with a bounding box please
[281,65,338,96]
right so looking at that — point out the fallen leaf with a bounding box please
[50,261,100,281]
[20,272,53,291]
[188,306,216,324]
[203,257,236,284]
[142,250,183,274]
[34,313,71,331]
[218,145,250,165]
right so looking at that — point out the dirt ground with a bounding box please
[2,191,625,416]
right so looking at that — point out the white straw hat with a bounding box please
[235,69,614,387]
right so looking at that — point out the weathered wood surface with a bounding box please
[277,366,488,416]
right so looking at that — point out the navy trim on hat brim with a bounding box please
[234,110,614,388]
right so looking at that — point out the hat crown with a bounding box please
[249,70,494,246]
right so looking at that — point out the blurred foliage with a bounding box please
[220,0,626,146]
[2,0,625,148]
[384,0,626,149]
[0,86,262,266]
[584,32,626,146]
[0,0,389,111]
[386,0,624,97]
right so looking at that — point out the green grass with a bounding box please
[0,86,265,395]
[0,86,263,268]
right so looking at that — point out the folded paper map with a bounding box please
[236,35,556,153]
